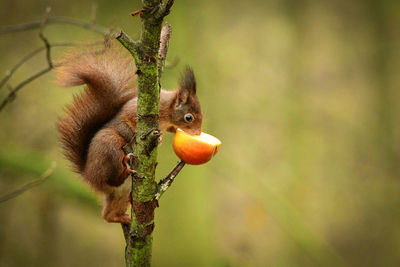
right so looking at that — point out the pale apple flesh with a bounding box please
[173,128,221,165]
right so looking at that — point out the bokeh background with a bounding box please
[1,0,400,266]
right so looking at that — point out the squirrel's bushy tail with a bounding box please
[57,45,136,173]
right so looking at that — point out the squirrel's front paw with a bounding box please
[123,153,136,174]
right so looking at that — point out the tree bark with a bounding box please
[116,0,174,266]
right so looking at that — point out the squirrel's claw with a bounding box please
[123,153,136,174]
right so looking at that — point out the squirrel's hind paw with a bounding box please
[103,213,131,225]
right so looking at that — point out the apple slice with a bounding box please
[173,128,221,165]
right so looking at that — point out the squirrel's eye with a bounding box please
[184,113,194,123]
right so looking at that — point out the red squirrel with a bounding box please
[57,46,202,224]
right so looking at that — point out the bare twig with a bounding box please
[0,7,110,111]
[158,22,172,87]
[0,7,57,111]
[115,30,141,64]
[0,161,56,203]
[39,7,53,68]
[0,41,103,91]
[0,66,55,111]
[155,160,186,200]
[0,16,109,35]
[131,9,144,17]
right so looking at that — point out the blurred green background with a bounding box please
[1,0,400,266]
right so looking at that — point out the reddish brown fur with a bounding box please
[57,45,203,224]
[57,46,136,173]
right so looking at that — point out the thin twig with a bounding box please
[0,66,55,111]
[1,7,58,111]
[0,7,110,111]
[131,9,144,17]
[0,16,109,35]
[155,160,186,200]
[158,22,172,88]
[0,161,56,203]
[0,41,103,91]
[39,7,53,68]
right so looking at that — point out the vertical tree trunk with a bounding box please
[117,0,174,266]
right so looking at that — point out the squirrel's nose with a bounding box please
[193,128,201,136]
[187,127,201,136]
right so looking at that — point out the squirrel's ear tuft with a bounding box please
[179,66,196,95]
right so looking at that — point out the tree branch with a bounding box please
[0,41,103,91]
[0,6,57,111]
[39,7,53,68]
[121,223,130,244]
[115,31,141,66]
[158,22,172,87]
[0,161,56,203]
[0,66,54,111]
[0,7,110,111]
[158,0,175,18]
[155,160,185,200]
[117,0,176,265]
[0,16,110,35]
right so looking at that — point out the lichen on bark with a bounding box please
[116,0,174,266]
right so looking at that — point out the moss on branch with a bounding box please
[116,0,175,266]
